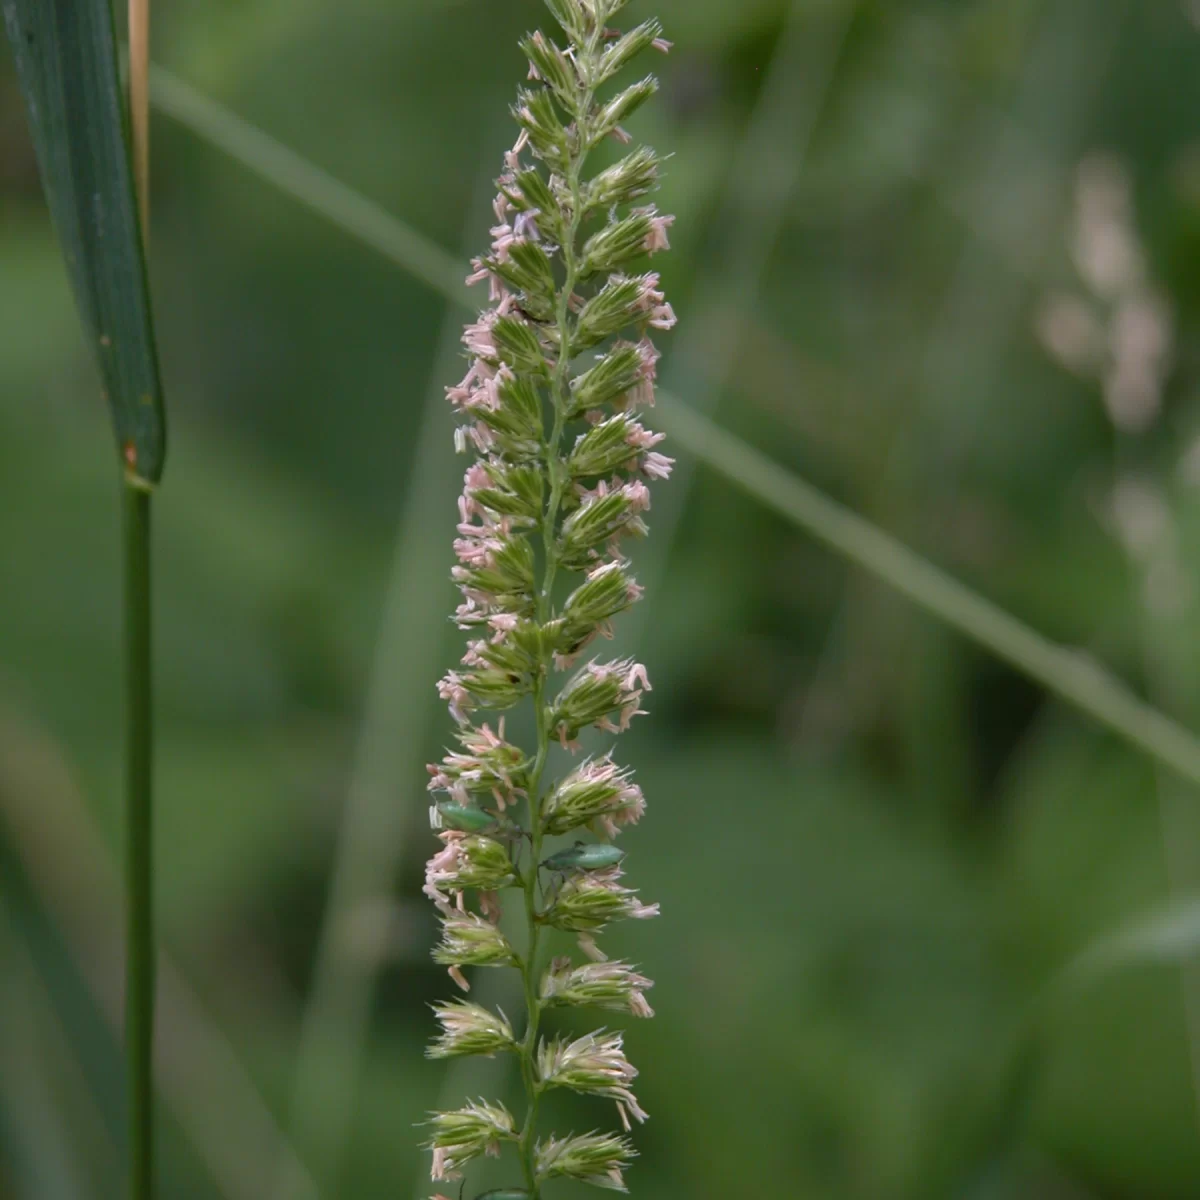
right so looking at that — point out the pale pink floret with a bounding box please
[487,612,520,641]
[452,533,495,568]
[634,272,663,305]
[632,275,676,330]
[624,480,652,512]
[462,312,498,359]
[504,129,528,171]
[437,671,471,724]
[578,932,607,961]
[424,839,462,912]
[585,558,624,584]
[461,640,489,668]
[580,756,618,784]
[431,1147,452,1180]
[489,222,519,262]
[575,476,613,504]
[467,254,506,302]
[649,301,676,330]
[644,211,675,254]
[625,661,651,692]
[626,337,660,407]
[625,423,665,450]
[468,367,508,413]
[464,462,491,492]
[446,360,487,408]
[642,451,674,480]
[599,776,646,838]
[468,420,495,453]
[513,210,541,240]
[475,720,505,748]
[628,990,654,1018]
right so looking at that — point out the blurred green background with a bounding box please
[6,0,1200,1196]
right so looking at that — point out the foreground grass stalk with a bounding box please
[123,481,155,1200]
[0,1,166,1186]
[423,2,672,1195]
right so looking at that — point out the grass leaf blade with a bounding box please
[1053,895,1200,1002]
[3,0,166,483]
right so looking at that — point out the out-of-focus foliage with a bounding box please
[4,0,1200,1197]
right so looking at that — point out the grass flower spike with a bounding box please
[424,1,672,1194]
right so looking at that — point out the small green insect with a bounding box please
[434,800,510,835]
[542,841,626,872]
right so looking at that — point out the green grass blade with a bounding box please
[935,892,1200,1197]
[3,0,166,483]
[148,65,467,306]
[656,395,1200,790]
[1052,896,1200,1002]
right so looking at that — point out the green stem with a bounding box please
[516,671,546,1195]
[123,481,155,1200]
[515,76,592,1199]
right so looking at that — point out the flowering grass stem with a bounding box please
[422,4,670,1194]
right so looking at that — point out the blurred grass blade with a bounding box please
[956,897,1200,1197]
[148,65,466,305]
[2,0,166,483]
[1052,895,1200,1003]
[654,396,1200,791]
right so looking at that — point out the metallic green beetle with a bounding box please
[435,800,513,836]
[542,841,626,871]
